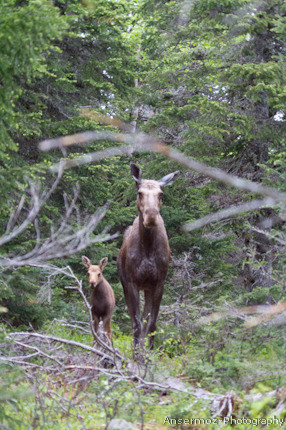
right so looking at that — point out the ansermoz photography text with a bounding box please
[163,416,285,427]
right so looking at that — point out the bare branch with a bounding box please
[183,198,277,231]
[7,331,113,361]
[5,194,26,233]
[0,357,44,368]
[51,320,90,334]
[243,302,286,328]
[249,225,286,246]
[12,340,63,366]
[39,130,286,204]
[0,203,118,268]
[197,301,286,327]
[0,167,63,247]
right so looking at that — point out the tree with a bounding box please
[0,0,139,327]
[139,0,286,171]
[12,0,138,160]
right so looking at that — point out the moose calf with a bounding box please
[82,256,115,341]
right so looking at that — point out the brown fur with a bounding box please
[117,164,179,349]
[82,256,115,341]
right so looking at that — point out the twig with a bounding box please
[5,195,26,233]
[249,225,286,246]
[13,340,63,366]
[52,320,90,335]
[0,357,45,368]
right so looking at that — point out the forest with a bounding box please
[0,0,285,429]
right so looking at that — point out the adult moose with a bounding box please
[117,164,179,350]
[82,256,115,342]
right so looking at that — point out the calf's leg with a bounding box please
[103,316,112,342]
[91,309,100,335]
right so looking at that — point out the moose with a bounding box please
[82,256,115,342]
[117,164,179,350]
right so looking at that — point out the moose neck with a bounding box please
[138,212,160,249]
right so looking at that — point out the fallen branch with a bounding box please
[243,302,286,328]
[3,326,244,408]
[7,332,112,361]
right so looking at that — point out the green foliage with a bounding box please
[261,148,286,191]
[0,0,68,157]
[0,366,32,430]
[140,0,286,164]
[1,320,285,428]
[0,0,285,427]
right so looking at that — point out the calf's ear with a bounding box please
[99,257,108,271]
[158,171,180,187]
[130,163,142,188]
[82,256,91,268]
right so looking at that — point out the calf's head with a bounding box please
[82,256,108,288]
[131,163,179,229]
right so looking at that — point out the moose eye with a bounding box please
[159,192,164,199]
[138,192,143,199]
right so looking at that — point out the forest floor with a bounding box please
[1,316,286,429]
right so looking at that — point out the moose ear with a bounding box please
[99,257,108,271]
[82,256,91,268]
[158,171,180,187]
[130,163,142,188]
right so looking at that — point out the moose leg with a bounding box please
[91,308,99,336]
[148,286,164,350]
[142,290,152,342]
[103,317,112,342]
[123,284,141,347]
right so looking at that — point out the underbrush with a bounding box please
[157,319,286,390]
[1,320,285,429]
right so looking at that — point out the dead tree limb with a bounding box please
[183,198,277,231]
[39,130,286,232]
[197,301,286,327]
[39,130,286,204]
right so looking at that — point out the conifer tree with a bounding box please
[140,0,286,173]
